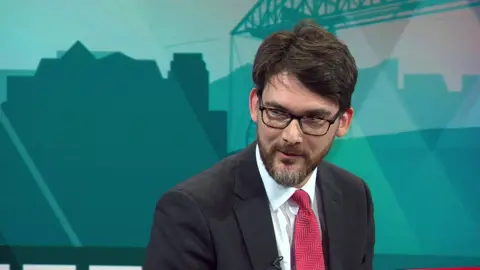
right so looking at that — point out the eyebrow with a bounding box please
[263,100,334,117]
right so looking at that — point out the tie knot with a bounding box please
[291,189,311,209]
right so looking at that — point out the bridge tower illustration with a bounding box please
[229,0,480,146]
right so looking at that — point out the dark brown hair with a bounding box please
[252,19,358,112]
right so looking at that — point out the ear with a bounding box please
[335,107,354,137]
[249,88,259,123]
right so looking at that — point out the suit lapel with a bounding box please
[232,143,280,270]
[317,162,344,270]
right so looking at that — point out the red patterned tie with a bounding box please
[291,189,325,270]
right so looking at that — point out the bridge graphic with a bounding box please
[1,1,479,270]
[231,0,480,37]
[227,0,480,150]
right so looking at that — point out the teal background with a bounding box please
[1,0,480,269]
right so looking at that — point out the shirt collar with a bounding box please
[255,144,317,211]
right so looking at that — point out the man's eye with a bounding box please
[268,109,289,119]
[270,110,283,115]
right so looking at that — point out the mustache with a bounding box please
[275,145,304,156]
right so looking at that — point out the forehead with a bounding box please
[262,73,338,114]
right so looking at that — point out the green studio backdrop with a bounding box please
[0,1,479,269]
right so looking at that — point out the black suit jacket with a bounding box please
[144,143,375,270]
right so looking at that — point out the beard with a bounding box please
[258,135,334,187]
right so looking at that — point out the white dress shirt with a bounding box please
[255,145,321,270]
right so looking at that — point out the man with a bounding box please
[144,19,375,270]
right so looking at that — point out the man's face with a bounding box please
[249,73,354,188]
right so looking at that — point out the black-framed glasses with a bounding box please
[259,101,341,136]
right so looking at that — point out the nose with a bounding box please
[281,119,303,144]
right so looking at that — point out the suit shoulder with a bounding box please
[164,152,241,209]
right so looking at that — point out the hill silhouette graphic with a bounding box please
[0,41,225,247]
